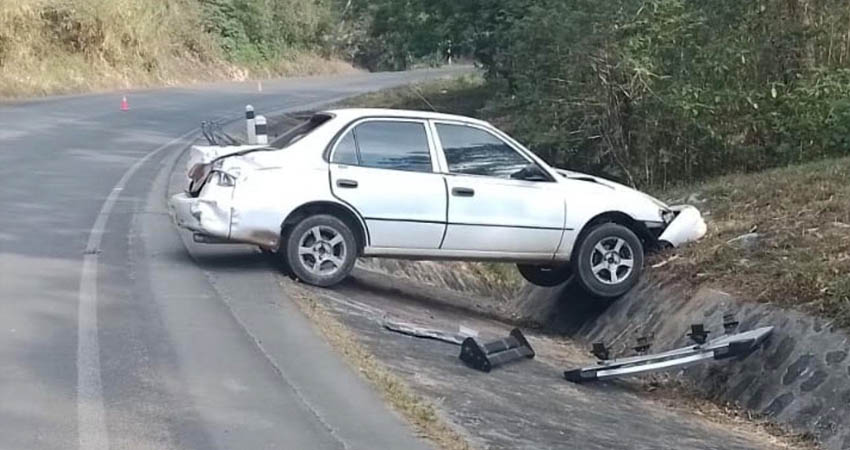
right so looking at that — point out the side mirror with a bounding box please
[511,164,549,181]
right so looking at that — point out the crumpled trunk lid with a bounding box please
[185,144,267,195]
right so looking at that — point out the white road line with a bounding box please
[77,129,197,450]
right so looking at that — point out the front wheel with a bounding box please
[285,214,357,287]
[517,264,573,287]
[573,223,644,299]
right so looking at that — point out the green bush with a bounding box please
[354,0,850,188]
[199,0,336,65]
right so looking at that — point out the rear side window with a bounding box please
[270,113,332,149]
[354,121,432,173]
[436,124,530,178]
[331,131,358,165]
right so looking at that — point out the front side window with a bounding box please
[354,121,433,173]
[436,124,531,179]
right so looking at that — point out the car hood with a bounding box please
[554,168,670,211]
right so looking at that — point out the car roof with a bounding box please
[321,108,491,127]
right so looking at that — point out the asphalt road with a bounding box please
[0,68,466,449]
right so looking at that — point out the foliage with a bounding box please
[335,0,479,70]
[199,0,336,64]
[0,0,350,97]
[0,0,220,96]
[354,0,850,188]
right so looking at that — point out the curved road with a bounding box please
[0,68,464,449]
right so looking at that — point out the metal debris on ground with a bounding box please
[460,328,535,373]
[564,325,773,383]
[383,319,471,345]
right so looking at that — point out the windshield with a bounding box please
[270,113,333,149]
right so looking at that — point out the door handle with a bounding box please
[337,179,358,189]
[451,187,475,197]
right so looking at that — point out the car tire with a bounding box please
[516,264,573,287]
[285,214,357,288]
[573,223,644,299]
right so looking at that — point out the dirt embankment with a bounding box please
[0,1,353,98]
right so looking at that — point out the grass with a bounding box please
[342,75,850,330]
[284,282,473,450]
[338,73,491,116]
[657,157,850,327]
[0,0,353,98]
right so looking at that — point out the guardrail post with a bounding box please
[255,115,268,145]
[246,105,257,145]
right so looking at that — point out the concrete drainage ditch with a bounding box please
[360,259,849,449]
[517,276,850,450]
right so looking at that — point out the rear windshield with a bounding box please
[270,113,333,149]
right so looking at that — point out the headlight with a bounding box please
[661,209,676,224]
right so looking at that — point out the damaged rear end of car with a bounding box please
[171,156,245,244]
[169,112,337,248]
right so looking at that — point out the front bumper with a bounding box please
[658,205,707,247]
[168,193,232,239]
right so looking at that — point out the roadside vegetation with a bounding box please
[354,0,850,189]
[659,157,850,328]
[0,0,352,98]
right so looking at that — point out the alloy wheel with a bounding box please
[589,237,635,285]
[297,225,347,276]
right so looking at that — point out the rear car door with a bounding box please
[329,118,447,249]
[433,122,566,256]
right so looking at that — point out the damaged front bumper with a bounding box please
[658,205,707,247]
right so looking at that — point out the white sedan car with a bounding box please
[170,108,706,298]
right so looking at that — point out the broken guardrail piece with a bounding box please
[723,313,740,334]
[459,328,535,372]
[564,326,773,383]
[591,342,609,361]
[383,319,470,345]
[633,335,653,354]
[687,324,710,344]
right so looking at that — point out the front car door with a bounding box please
[433,121,566,258]
[329,118,447,249]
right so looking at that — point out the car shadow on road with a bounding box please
[172,243,288,276]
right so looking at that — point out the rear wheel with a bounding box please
[517,264,573,287]
[573,223,644,299]
[285,214,357,287]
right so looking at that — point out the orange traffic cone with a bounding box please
[120,96,129,111]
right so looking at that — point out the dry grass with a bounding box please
[658,157,850,329]
[339,73,490,116]
[0,0,353,98]
[284,282,473,450]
